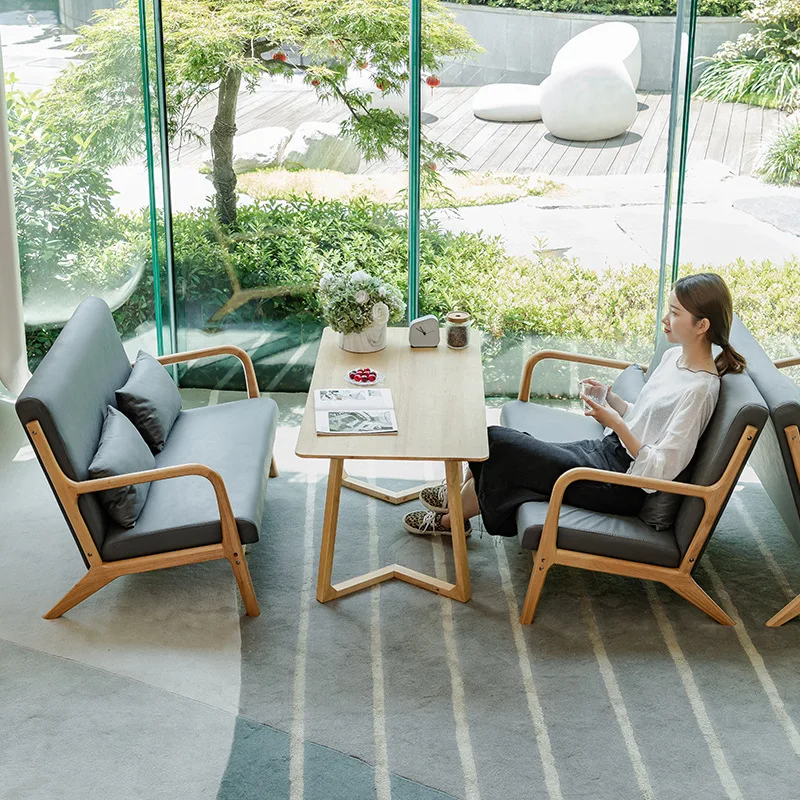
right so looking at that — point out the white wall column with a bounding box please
[0,40,31,396]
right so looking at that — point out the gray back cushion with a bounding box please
[116,350,183,453]
[672,368,767,557]
[15,297,132,557]
[610,363,646,404]
[729,314,800,544]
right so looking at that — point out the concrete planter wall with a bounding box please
[59,0,115,30]
[439,2,750,91]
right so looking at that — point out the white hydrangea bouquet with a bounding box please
[318,266,406,353]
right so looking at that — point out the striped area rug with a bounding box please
[221,458,800,800]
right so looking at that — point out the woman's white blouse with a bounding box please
[603,347,721,493]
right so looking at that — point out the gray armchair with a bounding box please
[729,315,800,626]
[15,297,278,619]
[502,345,767,625]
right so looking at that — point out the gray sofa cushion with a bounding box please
[116,350,183,453]
[15,297,132,560]
[101,396,279,561]
[88,406,155,528]
[729,314,800,543]
[517,501,681,567]
[500,401,603,440]
[672,367,767,559]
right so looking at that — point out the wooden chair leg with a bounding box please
[520,560,551,625]
[667,577,734,626]
[44,569,116,619]
[269,456,279,478]
[230,555,260,617]
[766,594,800,628]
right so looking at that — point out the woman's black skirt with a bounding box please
[467,425,648,537]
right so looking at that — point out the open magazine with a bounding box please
[314,388,398,435]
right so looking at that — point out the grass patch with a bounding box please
[237,168,560,208]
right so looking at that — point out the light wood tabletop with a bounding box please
[295,325,489,606]
[296,327,489,462]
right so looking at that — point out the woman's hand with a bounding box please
[578,377,609,397]
[581,391,624,430]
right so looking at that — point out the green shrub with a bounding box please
[695,0,800,111]
[757,120,800,184]
[448,0,747,17]
[25,196,800,368]
[5,78,120,295]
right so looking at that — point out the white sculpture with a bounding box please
[540,60,638,141]
[551,21,642,91]
[472,83,542,122]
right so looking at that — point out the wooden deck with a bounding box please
[177,82,786,178]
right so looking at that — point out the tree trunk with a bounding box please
[211,66,242,227]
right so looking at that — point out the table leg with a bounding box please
[315,457,472,605]
[445,459,471,603]
[317,458,344,603]
[341,463,440,505]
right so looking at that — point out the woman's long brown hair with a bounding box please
[672,273,746,377]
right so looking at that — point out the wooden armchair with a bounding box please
[503,346,766,625]
[16,298,279,619]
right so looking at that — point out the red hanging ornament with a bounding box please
[425,74,440,88]
[356,60,368,70]
[375,78,390,92]
[272,51,287,62]
[426,162,438,172]
[311,78,321,87]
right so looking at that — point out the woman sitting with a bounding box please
[403,272,747,537]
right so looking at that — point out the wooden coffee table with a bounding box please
[296,326,489,603]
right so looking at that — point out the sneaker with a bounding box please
[403,509,471,537]
[420,480,449,512]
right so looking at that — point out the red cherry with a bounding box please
[426,75,440,88]
[272,51,287,62]
[368,374,376,382]
[349,371,356,378]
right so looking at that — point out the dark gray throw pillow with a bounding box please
[89,406,155,528]
[637,462,693,530]
[116,350,182,452]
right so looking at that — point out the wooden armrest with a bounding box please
[534,423,758,566]
[156,345,259,399]
[74,463,240,550]
[550,465,712,501]
[518,349,649,402]
[533,465,711,564]
[774,356,800,370]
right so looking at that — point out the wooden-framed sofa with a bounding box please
[729,314,800,626]
[500,344,767,625]
[15,297,279,619]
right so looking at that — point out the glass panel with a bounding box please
[1,0,171,366]
[675,0,800,374]
[156,0,410,392]
[418,1,705,403]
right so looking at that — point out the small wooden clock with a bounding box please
[408,314,440,347]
